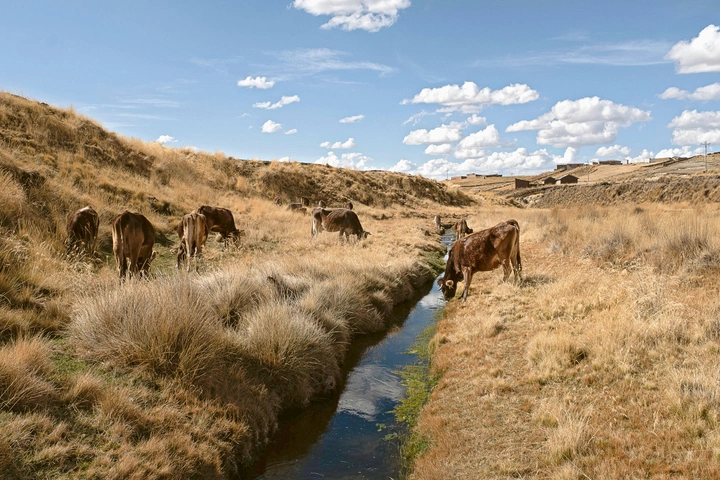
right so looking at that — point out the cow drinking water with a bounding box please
[438,219,522,302]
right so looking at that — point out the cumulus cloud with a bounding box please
[408,148,559,179]
[156,135,176,144]
[655,146,705,158]
[628,149,655,163]
[320,138,356,149]
[666,25,720,73]
[316,151,373,169]
[454,125,504,155]
[668,109,720,145]
[261,120,282,133]
[562,147,577,163]
[506,96,651,148]
[285,129,298,135]
[595,144,631,157]
[253,95,300,110]
[659,83,720,101]
[403,123,464,145]
[389,159,416,172]
[293,0,411,32]
[466,114,487,126]
[237,76,275,89]
[339,114,365,123]
[276,156,293,162]
[424,144,453,155]
[402,82,539,111]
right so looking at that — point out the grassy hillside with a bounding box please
[0,92,472,478]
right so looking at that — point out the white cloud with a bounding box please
[666,25,720,74]
[424,144,452,155]
[320,138,356,149]
[253,95,300,110]
[407,148,559,179]
[455,125,504,153]
[316,151,373,169]
[655,146,705,158]
[402,82,539,111]
[627,149,655,163]
[389,159,416,172]
[595,144,631,157]
[293,0,411,32]
[659,83,720,101]
[237,76,275,89]
[506,96,651,148]
[402,111,428,126]
[466,114,487,126]
[339,114,365,123]
[562,147,577,163]
[285,129,298,135]
[403,123,464,145]
[668,109,720,145]
[156,135,176,144]
[261,120,283,133]
[276,156,293,162]
[274,48,394,77]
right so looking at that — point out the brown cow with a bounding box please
[288,203,305,213]
[454,219,473,239]
[344,202,354,210]
[438,220,522,302]
[300,196,310,207]
[311,208,370,242]
[65,206,99,256]
[177,211,208,271]
[434,215,442,230]
[111,211,157,279]
[197,205,241,247]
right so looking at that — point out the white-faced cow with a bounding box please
[438,219,522,302]
[111,211,157,279]
[434,215,442,230]
[176,211,208,271]
[454,219,473,239]
[65,206,99,257]
[197,205,242,247]
[311,208,370,242]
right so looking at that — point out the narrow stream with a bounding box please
[247,231,454,479]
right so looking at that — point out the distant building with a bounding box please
[543,177,557,185]
[515,178,531,189]
[598,160,622,165]
[558,174,579,184]
[555,163,585,171]
[450,175,467,180]
[485,174,502,178]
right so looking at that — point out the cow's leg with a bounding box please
[502,259,511,282]
[460,267,472,302]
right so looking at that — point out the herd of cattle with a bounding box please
[66,203,518,301]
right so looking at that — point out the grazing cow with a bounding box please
[438,220,522,302]
[65,206,99,256]
[300,196,310,207]
[344,202,354,211]
[197,205,241,247]
[288,203,305,212]
[454,219,473,239]
[177,211,208,271]
[111,211,157,279]
[317,200,326,208]
[434,215,442,230]
[311,208,370,242]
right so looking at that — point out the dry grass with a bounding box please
[411,203,720,479]
[0,92,471,477]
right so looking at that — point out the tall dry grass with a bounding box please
[411,203,720,479]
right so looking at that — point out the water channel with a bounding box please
[247,231,454,479]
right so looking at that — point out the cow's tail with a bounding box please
[507,219,522,279]
[111,216,124,277]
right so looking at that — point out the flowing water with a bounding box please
[246,231,454,479]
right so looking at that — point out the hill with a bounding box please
[0,92,472,478]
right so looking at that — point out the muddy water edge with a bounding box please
[243,231,454,479]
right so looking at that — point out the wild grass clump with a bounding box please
[0,336,57,411]
[0,171,26,228]
[69,277,226,385]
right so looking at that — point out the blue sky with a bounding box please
[2,1,720,178]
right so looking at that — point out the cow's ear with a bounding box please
[445,280,454,287]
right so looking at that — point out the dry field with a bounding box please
[411,203,720,479]
[0,92,476,478]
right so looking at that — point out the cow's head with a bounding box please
[437,277,457,301]
[360,231,371,240]
[139,250,159,274]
